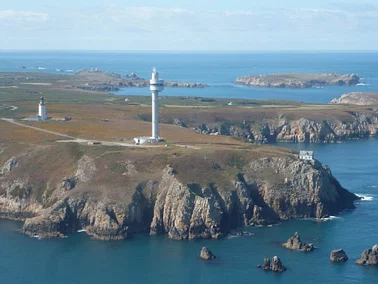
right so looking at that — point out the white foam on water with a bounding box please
[356,83,370,86]
[319,216,341,222]
[37,67,46,70]
[77,229,87,233]
[356,194,374,201]
[226,235,238,239]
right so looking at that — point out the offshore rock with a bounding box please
[200,247,216,260]
[258,256,286,272]
[356,245,378,266]
[282,232,315,252]
[330,249,348,262]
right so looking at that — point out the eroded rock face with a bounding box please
[283,232,315,252]
[330,249,348,262]
[22,198,132,240]
[150,166,224,240]
[200,247,216,260]
[356,245,378,266]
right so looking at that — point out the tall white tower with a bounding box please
[38,96,48,120]
[150,68,164,139]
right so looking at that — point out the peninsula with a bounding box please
[235,73,360,88]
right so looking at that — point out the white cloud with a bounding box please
[1,6,378,50]
[0,10,48,21]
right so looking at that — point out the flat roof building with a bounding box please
[299,151,314,160]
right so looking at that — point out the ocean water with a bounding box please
[1,52,378,283]
[1,51,378,103]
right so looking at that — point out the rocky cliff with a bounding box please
[235,73,360,88]
[0,143,358,240]
[192,111,378,143]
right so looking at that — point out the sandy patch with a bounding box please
[21,83,52,86]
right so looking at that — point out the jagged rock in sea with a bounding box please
[356,245,378,266]
[282,232,315,252]
[271,256,286,272]
[330,249,348,262]
[257,256,286,272]
[200,247,216,260]
[0,143,359,241]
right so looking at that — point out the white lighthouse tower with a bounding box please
[150,68,164,140]
[38,96,48,120]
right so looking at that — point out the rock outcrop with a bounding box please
[330,92,378,106]
[200,247,216,260]
[282,232,314,252]
[257,256,286,272]
[356,245,378,266]
[0,157,18,175]
[330,249,348,262]
[192,111,378,144]
[236,73,360,88]
[0,144,359,241]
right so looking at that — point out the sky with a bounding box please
[1,0,378,51]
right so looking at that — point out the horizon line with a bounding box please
[1,49,378,53]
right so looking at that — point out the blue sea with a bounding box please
[1,51,378,103]
[1,52,378,283]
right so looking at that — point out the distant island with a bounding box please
[235,73,360,88]
[74,69,208,91]
[330,92,378,105]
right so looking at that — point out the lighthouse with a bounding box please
[38,96,48,120]
[150,68,164,140]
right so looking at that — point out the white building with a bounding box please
[38,96,48,120]
[150,68,164,139]
[29,97,48,121]
[134,68,164,145]
[299,151,314,160]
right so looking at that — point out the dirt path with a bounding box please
[1,118,76,139]
[0,118,162,148]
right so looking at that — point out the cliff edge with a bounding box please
[0,143,358,240]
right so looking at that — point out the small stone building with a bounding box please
[299,151,314,160]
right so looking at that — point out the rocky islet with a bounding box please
[235,73,360,88]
